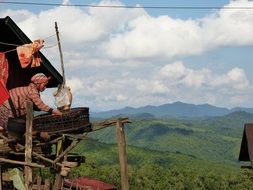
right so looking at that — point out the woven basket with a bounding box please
[33,107,91,134]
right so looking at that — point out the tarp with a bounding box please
[0,16,63,89]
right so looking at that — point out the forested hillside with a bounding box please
[89,111,253,163]
[70,111,253,189]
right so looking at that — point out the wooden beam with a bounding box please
[92,117,131,131]
[32,151,62,167]
[53,140,79,164]
[116,120,129,190]
[15,143,62,167]
[25,101,33,190]
[0,158,44,168]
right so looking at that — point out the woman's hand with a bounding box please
[52,109,63,116]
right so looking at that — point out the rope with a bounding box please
[43,43,58,49]
[4,48,17,53]
[44,34,56,40]
[0,33,56,47]
[2,43,58,53]
[0,41,20,47]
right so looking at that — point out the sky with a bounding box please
[1,0,253,112]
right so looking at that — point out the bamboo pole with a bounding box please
[116,119,129,190]
[14,143,63,167]
[25,101,33,190]
[53,140,79,164]
[55,21,65,85]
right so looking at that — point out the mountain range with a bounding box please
[92,101,253,119]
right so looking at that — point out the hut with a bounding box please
[0,16,63,89]
[239,123,253,168]
[0,16,91,189]
[0,16,129,190]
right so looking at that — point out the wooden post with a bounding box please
[0,165,2,190]
[116,119,129,190]
[36,176,42,190]
[53,138,64,190]
[44,179,51,190]
[25,101,33,190]
[53,174,63,190]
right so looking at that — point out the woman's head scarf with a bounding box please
[31,73,51,84]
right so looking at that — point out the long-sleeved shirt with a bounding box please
[9,83,51,117]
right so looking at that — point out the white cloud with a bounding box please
[2,0,253,110]
[104,0,253,59]
[104,16,204,59]
[66,78,86,94]
[158,61,209,88]
[211,68,249,90]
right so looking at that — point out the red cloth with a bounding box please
[0,80,9,105]
[0,52,9,86]
[64,177,116,190]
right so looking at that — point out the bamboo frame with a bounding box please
[0,108,131,190]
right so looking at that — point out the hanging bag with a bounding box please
[53,85,72,110]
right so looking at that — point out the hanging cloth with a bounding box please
[0,52,10,105]
[0,80,9,105]
[16,39,44,68]
[0,52,9,86]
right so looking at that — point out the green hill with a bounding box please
[68,111,253,189]
[71,139,253,190]
[88,111,252,163]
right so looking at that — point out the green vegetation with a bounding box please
[70,112,253,189]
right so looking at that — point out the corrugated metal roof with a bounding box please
[64,177,117,190]
[0,16,63,89]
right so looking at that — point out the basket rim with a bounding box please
[33,107,89,120]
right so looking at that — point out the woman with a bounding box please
[0,73,62,132]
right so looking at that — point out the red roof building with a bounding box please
[64,177,117,190]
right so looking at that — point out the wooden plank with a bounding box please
[116,120,129,190]
[25,101,33,190]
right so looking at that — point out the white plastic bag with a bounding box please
[9,168,25,190]
[53,85,72,110]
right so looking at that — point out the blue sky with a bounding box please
[1,0,253,111]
